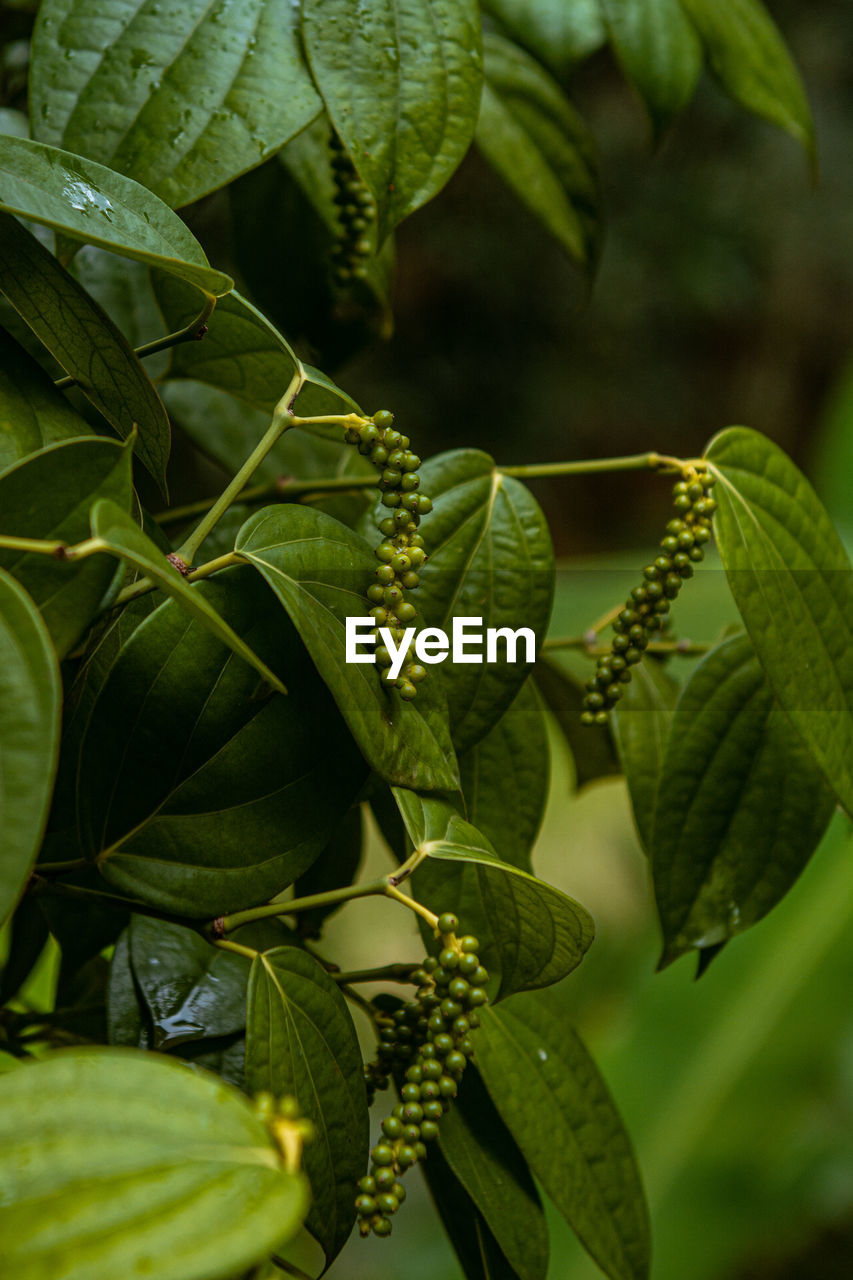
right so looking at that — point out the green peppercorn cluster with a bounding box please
[345,408,434,700]
[329,132,376,288]
[581,466,717,725]
[355,914,489,1238]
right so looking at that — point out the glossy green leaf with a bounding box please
[0,436,132,657]
[128,916,250,1049]
[302,0,483,239]
[246,946,368,1263]
[154,274,300,411]
[439,1067,548,1280]
[90,497,286,694]
[651,633,835,965]
[476,991,650,1280]
[602,0,702,135]
[535,654,622,790]
[0,572,60,926]
[108,929,150,1048]
[0,1047,310,1280]
[706,426,853,816]
[235,505,459,792]
[0,573,58,931]
[395,789,594,997]
[483,0,606,78]
[422,1141,525,1280]
[0,213,170,490]
[31,0,321,209]
[0,325,88,471]
[70,245,171,381]
[477,34,600,267]
[612,659,680,851]
[680,0,814,154]
[0,136,232,295]
[77,572,367,914]
[401,449,554,751]
[458,678,549,870]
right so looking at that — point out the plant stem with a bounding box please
[54,296,217,390]
[34,858,90,876]
[331,963,420,985]
[175,370,305,565]
[112,548,241,608]
[215,863,438,936]
[500,451,685,479]
[0,534,107,560]
[213,938,259,961]
[154,450,693,528]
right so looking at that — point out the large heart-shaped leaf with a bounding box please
[0,436,132,657]
[0,326,89,471]
[246,946,368,1263]
[612,659,680,852]
[154,275,300,411]
[476,33,600,267]
[651,632,835,965]
[235,505,459,792]
[0,570,61,926]
[458,677,549,871]
[438,1067,548,1280]
[0,213,170,490]
[395,789,594,998]
[0,1047,310,1280]
[77,572,367,915]
[302,0,483,240]
[0,134,231,295]
[476,992,650,1280]
[601,0,702,136]
[392,449,554,752]
[680,0,814,156]
[90,497,286,694]
[705,426,853,816]
[483,0,606,79]
[30,0,321,210]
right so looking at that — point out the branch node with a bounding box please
[210,916,226,938]
[166,552,191,577]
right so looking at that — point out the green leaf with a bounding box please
[89,497,286,694]
[395,789,594,997]
[77,572,367,915]
[128,916,250,1049]
[0,570,61,927]
[534,654,622,790]
[292,806,364,937]
[0,898,50,1005]
[612,659,680,851]
[476,33,601,267]
[235,505,459,792]
[651,633,835,965]
[0,214,170,491]
[154,274,300,412]
[680,0,814,154]
[30,0,322,209]
[246,946,369,1263]
[0,325,89,471]
[301,0,483,240]
[476,991,650,1280]
[706,426,853,816]
[602,0,702,135]
[0,134,232,295]
[0,436,132,657]
[458,677,549,870]
[107,929,148,1048]
[422,1141,525,1280]
[439,1067,549,1280]
[0,1047,310,1279]
[483,0,606,79]
[398,449,554,751]
[70,245,172,381]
